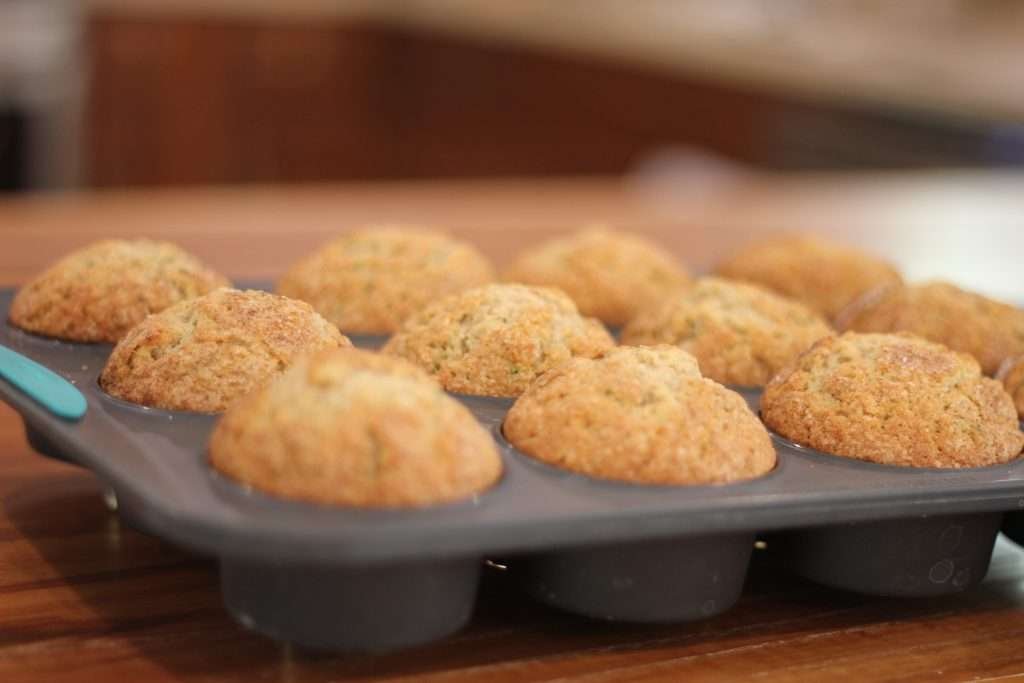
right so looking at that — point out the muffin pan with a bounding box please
[4,286,1024,652]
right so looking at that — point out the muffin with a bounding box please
[762,332,1023,468]
[503,227,691,326]
[382,283,615,397]
[100,289,349,412]
[277,226,496,334]
[836,280,1024,375]
[8,239,229,342]
[715,234,902,321]
[998,356,1024,420]
[209,348,503,507]
[504,346,775,485]
[621,277,831,387]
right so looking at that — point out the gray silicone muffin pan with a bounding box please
[4,287,1024,652]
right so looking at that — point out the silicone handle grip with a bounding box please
[0,344,87,421]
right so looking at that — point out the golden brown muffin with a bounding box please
[277,226,496,334]
[382,283,615,397]
[8,239,229,342]
[622,277,832,387]
[836,280,1024,376]
[504,346,775,485]
[503,227,691,327]
[208,348,503,507]
[100,289,349,412]
[715,234,902,321]
[998,355,1024,420]
[762,332,1024,468]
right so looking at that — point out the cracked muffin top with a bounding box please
[277,226,496,334]
[382,283,615,397]
[504,346,775,485]
[208,348,503,507]
[837,280,1024,375]
[100,288,349,412]
[9,239,229,342]
[762,332,1023,468]
[621,277,832,387]
[503,227,691,326]
[715,234,902,321]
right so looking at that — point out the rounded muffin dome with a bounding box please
[208,348,503,507]
[622,277,832,387]
[100,288,349,412]
[382,283,615,397]
[762,332,1024,468]
[837,280,1024,375]
[504,346,776,485]
[9,239,229,342]
[277,226,496,334]
[715,234,901,321]
[503,227,691,326]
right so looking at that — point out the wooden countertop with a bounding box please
[86,0,1024,123]
[4,172,1024,681]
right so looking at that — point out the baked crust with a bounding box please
[762,332,1024,468]
[208,348,503,507]
[100,288,349,412]
[9,239,229,342]
[277,226,496,334]
[383,283,615,397]
[504,346,775,485]
[622,277,832,387]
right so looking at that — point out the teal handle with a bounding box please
[0,345,87,421]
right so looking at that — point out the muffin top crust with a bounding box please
[9,239,229,342]
[762,332,1023,468]
[383,283,615,397]
[715,234,902,321]
[837,280,1024,375]
[622,277,832,387]
[504,345,776,485]
[503,227,691,326]
[100,288,349,412]
[208,348,503,507]
[277,226,496,334]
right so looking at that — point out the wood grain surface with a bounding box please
[4,172,1024,681]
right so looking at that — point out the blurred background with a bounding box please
[2,0,1024,193]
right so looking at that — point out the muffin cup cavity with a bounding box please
[219,556,482,652]
[728,385,763,413]
[452,394,515,427]
[345,332,390,350]
[767,428,1024,475]
[772,512,1002,596]
[516,533,754,622]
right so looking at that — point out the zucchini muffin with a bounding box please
[9,239,228,342]
[504,346,775,485]
[382,283,615,397]
[621,277,831,387]
[997,355,1024,420]
[836,280,1024,375]
[503,227,691,326]
[209,348,503,507]
[100,288,349,412]
[277,226,496,334]
[762,332,1024,468]
[715,234,902,321]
